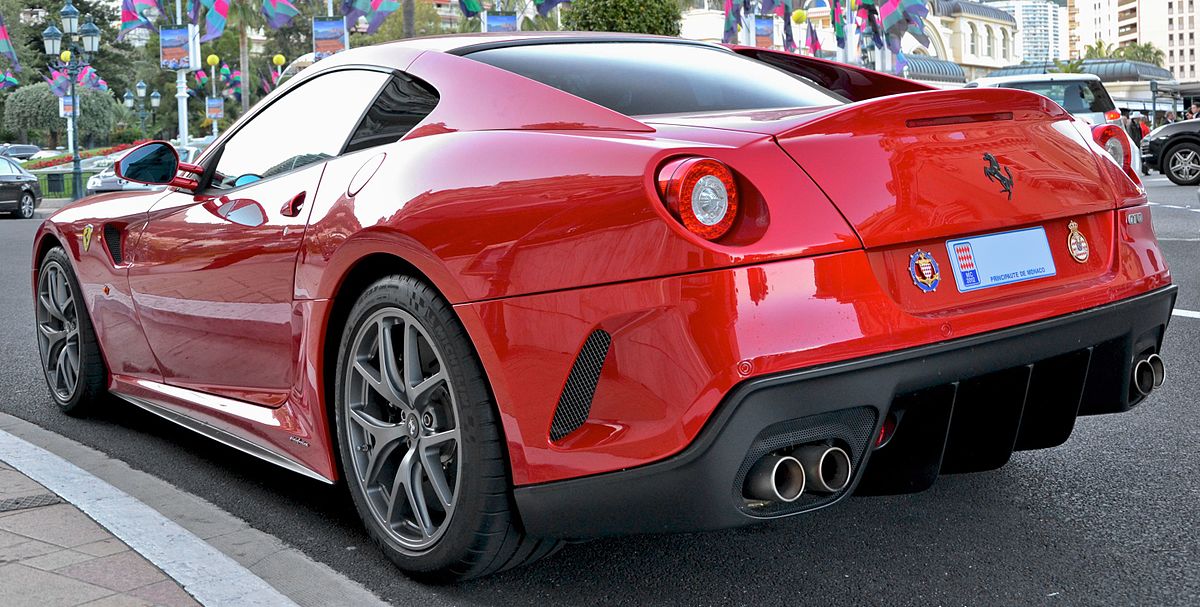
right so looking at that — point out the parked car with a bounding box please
[1141,118,1200,186]
[33,34,1174,581]
[0,156,42,219]
[967,73,1141,174]
[0,143,43,161]
[86,145,206,195]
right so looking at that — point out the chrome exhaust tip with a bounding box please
[745,454,806,502]
[1147,353,1166,388]
[793,445,852,494]
[1133,358,1155,397]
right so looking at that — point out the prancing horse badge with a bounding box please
[983,153,1014,200]
[82,224,94,253]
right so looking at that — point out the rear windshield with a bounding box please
[466,42,844,117]
[1000,80,1116,114]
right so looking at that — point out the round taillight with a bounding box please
[658,157,739,241]
[1091,124,1140,186]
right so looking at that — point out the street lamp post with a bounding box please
[124,83,161,136]
[42,1,100,201]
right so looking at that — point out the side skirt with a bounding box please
[111,379,333,484]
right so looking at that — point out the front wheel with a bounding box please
[1165,143,1200,186]
[334,275,558,582]
[35,247,107,415]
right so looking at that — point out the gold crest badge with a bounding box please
[1067,220,1089,263]
[81,224,94,253]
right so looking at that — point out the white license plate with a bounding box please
[944,227,1057,293]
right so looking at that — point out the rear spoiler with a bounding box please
[729,46,936,102]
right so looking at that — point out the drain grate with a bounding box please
[0,493,63,513]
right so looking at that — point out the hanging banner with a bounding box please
[60,95,74,118]
[485,11,519,32]
[755,15,774,48]
[160,24,190,70]
[206,96,224,120]
[312,17,348,60]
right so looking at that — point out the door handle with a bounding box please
[280,191,306,218]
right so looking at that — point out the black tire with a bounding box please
[35,247,108,415]
[1163,142,1200,186]
[334,275,558,582]
[17,191,35,219]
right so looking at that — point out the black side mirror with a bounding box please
[116,141,202,190]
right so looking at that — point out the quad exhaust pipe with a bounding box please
[1132,353,1166,397]
[745,445,853,503]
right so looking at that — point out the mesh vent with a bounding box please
[732,406,877,517]
[103,224,123,264]
[549,330,612,441]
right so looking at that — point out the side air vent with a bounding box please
[549,330,612,442]
[103,224,123,264]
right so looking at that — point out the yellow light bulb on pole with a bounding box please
[206,54,219,67]
[60,50,71,63]
[272,54,285,67]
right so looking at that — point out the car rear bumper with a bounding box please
[514,284,1177,539]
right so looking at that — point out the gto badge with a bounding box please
[1067,220,1089,263]
[983,153,1014,201]
[81,224,94,253]
[909,249,941,293]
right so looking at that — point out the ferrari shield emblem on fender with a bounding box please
[909,249,941,293]
[81,224,93,253]
[1067,220,1089,263]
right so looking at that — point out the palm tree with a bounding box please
[227,1,264,112]
[1050,58,1086,74]
[1115,42,1165,67]
[1083,40,1115,59]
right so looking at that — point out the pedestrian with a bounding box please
[1189,103,1200,120]
[1128,112,1146,145]
[1166,111,1177,124]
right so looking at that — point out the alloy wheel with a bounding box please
[36,261,81,401]
[1169,149,1200,182]
[19,194,34,219]
[344,308,461,551]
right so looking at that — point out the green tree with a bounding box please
[561,0,681,36]
[3,84,59,145]
[227,1,265,113]
[1050,58,1085,74]
[1115,42,1165,66]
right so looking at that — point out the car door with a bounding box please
[127,68,391,405]
[0,159,19,204]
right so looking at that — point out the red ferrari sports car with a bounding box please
[32,33,1174,581]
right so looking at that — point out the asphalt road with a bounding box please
[2,178,1198,606]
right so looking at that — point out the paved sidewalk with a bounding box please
[0,460,198,607]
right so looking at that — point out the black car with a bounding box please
[0,144,42,161]
[1141,118,1200,186]
[0,157,42,219]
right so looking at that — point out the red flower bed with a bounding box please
[25,140,151,171]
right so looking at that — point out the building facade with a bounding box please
[985,0,1068,62]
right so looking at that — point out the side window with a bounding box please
[343,74,440,154]
[210,69,389,190]
[0,160,16,175]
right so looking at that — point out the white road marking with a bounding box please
[1159,238,1200,241]
[0,429,300,607]
[1172,309,1200,319]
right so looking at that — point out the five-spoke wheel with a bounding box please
[345,308,461,550]
[1166,143,1200,186]
[35,248,106,414]
[335,275,558,582]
